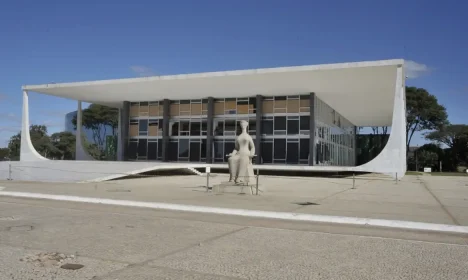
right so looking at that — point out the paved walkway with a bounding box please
[1,173,467,226]
[1,196,467,280]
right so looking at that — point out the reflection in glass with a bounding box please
[179,139,189,158]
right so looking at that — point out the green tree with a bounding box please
[406,87,448,153]
[72,104,118,158]
[408,144,441,171]
[0,147,10,160]
[426,124,468,167]
[7,126,76,160]
[7,133,21,160]
[29,125,58,158]
[50,131,76,160]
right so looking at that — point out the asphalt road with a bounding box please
[1,196,467,280]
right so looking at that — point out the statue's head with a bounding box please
[239,120,248,130]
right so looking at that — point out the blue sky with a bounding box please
[0,0,467,148]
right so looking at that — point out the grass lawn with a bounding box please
[405,171,467,176]
[430,172,468,177]
[406,171,422,175]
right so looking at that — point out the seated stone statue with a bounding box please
[226,120,255,185]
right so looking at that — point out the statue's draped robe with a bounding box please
[229,132,255,184]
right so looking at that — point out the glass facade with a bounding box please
[126,94,356,166]
[260,95,310,164]
[314,96,356,166]
[213,97,257,163]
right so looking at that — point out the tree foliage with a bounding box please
[7,126,76,160]
[0,147,10,160]
[50,131,76,160]
[7,133,21,161]
[426,124,468,166]
[406,87,448,152]
[71,104,118,157]
[29,125,59,158]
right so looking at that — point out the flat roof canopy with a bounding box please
[23,59,403,127]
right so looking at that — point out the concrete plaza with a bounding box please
[1,173,467,226]
[1,173,468,279]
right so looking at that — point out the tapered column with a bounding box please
[162,99,170,161]
[309,92,316,166]
[75,101,95,161]
[255,94,263,164]
[206,97,214,163]
[20,90,47,161]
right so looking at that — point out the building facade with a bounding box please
[126,93,356,166]
[13,59,406,183]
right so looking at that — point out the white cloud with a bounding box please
[404,60,432,79]
[130,65,156,77]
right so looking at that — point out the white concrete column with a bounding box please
[75,101,95,161]
[358,65,407,179]
[20,90,47,161]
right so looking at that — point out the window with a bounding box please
[214,120,224,136]
[287,119,299,135]
[169,141,178,161]
[262,118,273,135]
[300,116,309,131]
[170,122,179,136]
[214,140,224,161]
[190,121,201,136]
[274,139,286,161]
[201,121,207,136]
[287,142,299,164]
[248,119,256,136]
[179,139,189,159]
[148,141,158,160]
[180,120,190,136]
[128,140,138,160]
[224,119,236,136]
[139,120,148,136]
[138,139,147,158]
[274,116,286,131]
[261,140,273,164]
[300,139,309,162]
[201,139,207,160]
[189,141,200,162]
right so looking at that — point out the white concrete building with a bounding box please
[0,59,406,182]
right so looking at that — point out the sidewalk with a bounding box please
[1,173,467,227]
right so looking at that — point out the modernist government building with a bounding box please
[3,59,406,182]
[125,94,355,167]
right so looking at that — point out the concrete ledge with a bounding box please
[0,191,467,235]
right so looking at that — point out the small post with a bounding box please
[255,167,259,195]
[8,161,12,181]
[352,173,355,189]
[395,172,398,184]
[205,166,211,192]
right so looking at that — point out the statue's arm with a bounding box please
[227,141,240,157]
[249,138,256,157]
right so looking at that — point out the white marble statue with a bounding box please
[226,120,256,184]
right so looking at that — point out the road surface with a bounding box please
[1,196,467,279]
